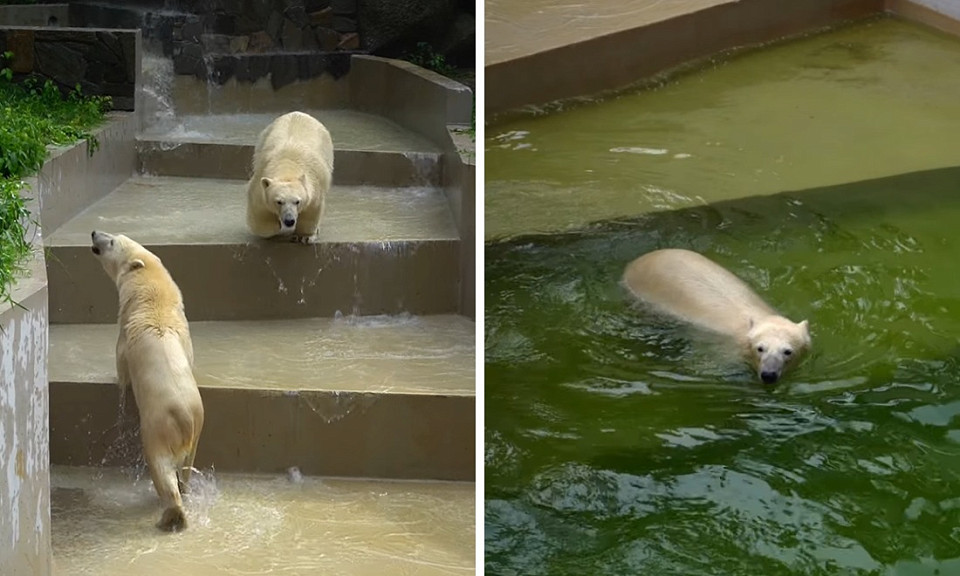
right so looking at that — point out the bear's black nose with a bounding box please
[283,217,296,227]
[760,371,778,384]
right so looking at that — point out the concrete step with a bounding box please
[46,175,460,323]
[51,465,475,575]
[138,110,442,186]
[49,314,475,481]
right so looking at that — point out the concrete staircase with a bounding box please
[35,8,475,573]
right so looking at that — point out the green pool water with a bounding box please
[485,16,960,576]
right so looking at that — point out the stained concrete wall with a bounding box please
[887,0,960,34]
[0,109,136,575]
[0,193,51,576]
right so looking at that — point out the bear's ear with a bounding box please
[799,319,809,332]
[128,259,145,272]
[261,177,272,189]
[299,173,307,186]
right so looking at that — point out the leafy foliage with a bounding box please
[0,51,110,305]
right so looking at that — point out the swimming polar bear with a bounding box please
[623,248,811,384]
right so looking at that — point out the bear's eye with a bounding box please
[294,199,300,206]
[784,349,792,356]
[276,200,283,206]
[757,345,765,353]
[109,239,114,247]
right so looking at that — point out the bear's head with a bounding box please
[261,175,307,234]
[746,316,811,384]
[90,230,155,285]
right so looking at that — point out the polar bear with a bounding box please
[246,111,334,243]
[623,248,811,384]
[91,230,204,531]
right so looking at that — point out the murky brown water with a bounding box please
[52,466,475,575]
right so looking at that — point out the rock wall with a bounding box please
[0,27,138,110]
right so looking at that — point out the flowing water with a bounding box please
[52,466,474,575]
[485,17,960,575]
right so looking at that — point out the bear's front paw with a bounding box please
[291,234,317,245]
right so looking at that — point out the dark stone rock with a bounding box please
[439,12,474,68]
[85,59,106,84]
[247,31,275,53]
[111,96,135,111]
[173,42,206,78]
[211,55,238,84]
[332,0,356,14]
[281,17,304,50]
[356,0,457,54]
[270,53,298,89]
[297,52,326,80]
[212,12,237,34]
[332,16,356,33]
[314,26,339,51]
[300,26,319,50]
[235,54,270,82]
[34,42,86,88]
[182,20,204,43]
[284,5,308,27]
[328,51,351,79]
[6,30,35,74]
[309,7,332,27]
[96,31,125,63]
[266,10,284,42]
[337,32,359,50]
[201,33,232,53]
[305,0,330,12]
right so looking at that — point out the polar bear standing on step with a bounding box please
[246,111,334,243]
[91,230,204,532]
[623,248,811,384]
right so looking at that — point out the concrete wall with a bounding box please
[486,0,883,115]
[349,54,473,145]
[0,192,51,576]
[0,4,68,27]
[442,128,475,319]
[887,0,960,35]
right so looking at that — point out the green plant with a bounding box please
[406,42,457,77]
[0,178,31,306]
[0,51,110,306]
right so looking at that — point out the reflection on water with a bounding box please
[485,17,960,576]
[52,466,474,576]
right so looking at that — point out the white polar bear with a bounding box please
[91,230,204,531]
[622,248,811,384]
[246,111,334,243]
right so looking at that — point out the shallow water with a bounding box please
[52,466,474,575]
[485,17,960,576]
[485,17,960,240]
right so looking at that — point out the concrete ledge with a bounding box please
[48,240,460,323]
[38,113,138,235]
[486,0,882,115]
[442,127,476,319]
[49,382,474,481]
[0,4,69,27]
[887,0,960,36]
[349,55,473,146]
[137,140,443,187]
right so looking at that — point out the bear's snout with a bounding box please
[760,370,779,384]
[282,216,296,228]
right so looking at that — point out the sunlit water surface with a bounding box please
[486,17,960,576]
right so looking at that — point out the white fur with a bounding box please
[92,230,204,531]
[623,248,811,383]
[246,111,334,243]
